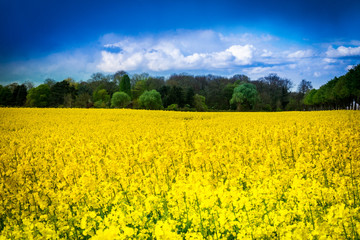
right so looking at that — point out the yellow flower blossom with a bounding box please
[0,108,359,239]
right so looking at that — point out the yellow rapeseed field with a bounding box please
[0,108,359,239]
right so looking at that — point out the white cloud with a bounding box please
[288,49,313,58]
[97,33,256,72]
[2,29,359,89]
[261,49,273,57]
[323,58,337,63]
[226,45,254,65]
[314,72,321,77]
[244,66,272,75]
[346,65,355,70]
[326,46,360,58]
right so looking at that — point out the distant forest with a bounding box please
[1,64,359,111]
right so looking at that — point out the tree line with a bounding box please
[303,64,360,110]
[0,65,359,111]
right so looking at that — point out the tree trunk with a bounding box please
[237,103,242,111]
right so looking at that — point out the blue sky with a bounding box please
[1,0,360,88]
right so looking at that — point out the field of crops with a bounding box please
[0,108,359,239]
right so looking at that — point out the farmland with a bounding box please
[0,108,359,239]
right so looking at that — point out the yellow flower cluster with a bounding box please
[0,108,359,239]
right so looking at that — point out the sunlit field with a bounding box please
[0,108,359,239]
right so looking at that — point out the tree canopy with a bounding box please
[26,84,51,107]
[2,64,359,111]
[111,91,131,108]
[119,74,131,97]
[138,90,163,110]
[230,83,258,111]
[304,64,360,110]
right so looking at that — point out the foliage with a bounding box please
[158,85,171,107]
[132,80,147,100]
[130,72,149,87]
[44,78,56,88]
[297,79,313,96]
[166,103,178,111]
[138,90,163,110]
[230,83,258,111]
[92,89,110,107]
[74,93,91,108]
[1,64,359,111]
[146,76,165,91]
[304,64,360,109]
[12,84,28,106]
[111,91,131,108]
[119,74,131,97]
[193,94,208,111]
[49,80,76,107]
[93,100,108,108]
[223,83,237,110]
[168,86,185,108]
[0,84,27,107]
[1,108,360,239]
[0,85,13,106]
[26,84,51,107]
[185,88,195,107]
[88,73,118,96]
[256,74,292,111]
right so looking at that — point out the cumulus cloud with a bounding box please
[98,30,342,86]
[97,33,255,72]
[3,29,359,89]
[326,46,360,58]
[226,45,254,64]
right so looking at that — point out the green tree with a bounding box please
[49,80,76,107]
[204,75,229,110]
[88,72,118,96]
[26,84,51,107]
[130,73,149,87]
[230,83,258,111]
[12,84,27,106]
[0,85,13,106]
[194,94,208,111]
[297,79,313,96]
[132,80,147,99]
[92,89,110,108]
[74,82,92,108]
[257,74,293,111]
[44,78,56,88]
[185,88,195,107]
[74,93,91,108]
[111,91,131,108]
[138,90,163,110]
[223,83,237,110]
[119,74,131,97]
[168,86,185,107]
[333,76,351,107]
[158,85,171,107]
[347,64,360,109]
[24,81,34,90]
[303,89,317,107]
[146,76,165,90]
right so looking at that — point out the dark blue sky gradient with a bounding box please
[1,0,359,60]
